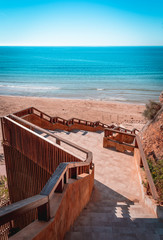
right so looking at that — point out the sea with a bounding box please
[0,46,163,103]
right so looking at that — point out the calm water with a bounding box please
[0,46,163,103]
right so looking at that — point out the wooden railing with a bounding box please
[135,135,159,200]
[103,128,159,200]
[0,115,93,230]
[11,107,159,201]
[0,115,93,232]
[103,128,136,153]
[1,106,159,238]
[14,107,116,130]
[9,114,92,165]
[0,161,92,226]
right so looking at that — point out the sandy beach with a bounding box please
[0,95,146,176]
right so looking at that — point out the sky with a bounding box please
[0,0,163,46]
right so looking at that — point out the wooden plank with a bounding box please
[0,195,48,226]
[135,136,159,200]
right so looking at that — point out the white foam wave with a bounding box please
[0,84,60,90]
[97,88,104,91]
[108,97,126,101]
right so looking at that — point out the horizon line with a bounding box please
[0,45,163,47]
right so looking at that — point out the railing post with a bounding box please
[38,202,50,221]
[64,171,69,184]
[56,139,60,145]
[71,167,78,179]
[29,107,33,114]
[55,177,64,193]
[50,117,53,124]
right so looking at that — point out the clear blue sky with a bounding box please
[0,0,163,46]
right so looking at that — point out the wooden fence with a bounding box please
[103,128,159,200]
[13,107,129,132]
[103,128,136,153]
[0,115,92,234]
[134,135,159,200]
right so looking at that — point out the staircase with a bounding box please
[39,129,163,240]
[64,183,162,240]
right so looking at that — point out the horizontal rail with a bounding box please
[135,135,159,200]
[9,114,92,162]
[0,160,92,226]
[13,107,139,135]
[40,162,90,198]
[13,107,115,129]
[0,195,48,226]
[104,128,136,137]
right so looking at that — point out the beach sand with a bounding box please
[0,95,146,176]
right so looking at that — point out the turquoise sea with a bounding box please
[0,46,163,103]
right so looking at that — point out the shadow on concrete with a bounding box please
[65,179,163,240]
[104,146,134,156]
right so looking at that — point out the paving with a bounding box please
[41,129,163,240]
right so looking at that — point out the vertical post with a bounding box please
[55,177,64,193]
[140,157,143,168]
[29,108,33,114]
[71,167,78,179]
[64,170,69,184]
[1,118,6,142]
[38,202,50,221]
[50,117,53,124]
[56,139,60,145]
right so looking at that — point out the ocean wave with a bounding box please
[107,97,127,101]
[0,84,60,90]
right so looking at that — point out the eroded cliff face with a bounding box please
[142,97,163,161]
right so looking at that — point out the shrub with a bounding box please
[143,100,161,120]
[0,176,9,203]
[147,159,163,203]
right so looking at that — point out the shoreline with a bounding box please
[0,95,146,106]
[0,95,146,125]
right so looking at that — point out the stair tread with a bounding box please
[64,231,161,240]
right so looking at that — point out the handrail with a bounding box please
[13,106,139,134]
[135,135,159,200]
[9,114,92,163]
[31,107,113,128]
[104,128,136,137]
[0,161,92,226]
[0,195,48,226]
[0,114,93,227]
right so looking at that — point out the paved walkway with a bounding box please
[42,130,163,240]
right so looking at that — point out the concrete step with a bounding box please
[64,231,161,240]
[71,225,162,233]
[79,206,156,218]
